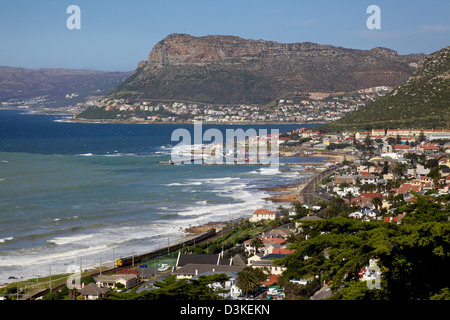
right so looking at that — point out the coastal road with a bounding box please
[299,166,338,205]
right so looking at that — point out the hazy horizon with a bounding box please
[0,0,449,72]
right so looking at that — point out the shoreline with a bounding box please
[0,164,335,295]
[55,116,326,126]
[260,181,308,203]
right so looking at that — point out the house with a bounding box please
[349,206,379,220]
[294,215,322,231]
[407,164,430,178]
[195,270,243,300]
[175,253,230,269]
[261,274,282,286]
[355,132,370,140]
[249,255,287,275]
[392,182,421,195]
[115,268,141,279]
[78,283,109,300]
[247,253,264,265]
[243,237,286,255]
[95,273,138,290]
[230,254,247,266]
[359,193,383,206]
[264,227,293,239]
[249,209,279,222]
[333,186,360,198]
[357,175,379,184]
[393,144,413,154]
[417,142,440,153]
[371,129,386,137]
[263,242,283,256]
[173,264,245,279]
[272,248,295,255]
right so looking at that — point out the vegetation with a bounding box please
[319,46,450,132]
[236,267,267,298]
[277,194,450,300]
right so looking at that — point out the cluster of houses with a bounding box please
[62,85,392,124]
[76,125,449,301]
[76,207,321,300]
[279,126,450,155]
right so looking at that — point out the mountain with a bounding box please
[318,46,450,132]
[109,33,424,105]
[0,67,132,106]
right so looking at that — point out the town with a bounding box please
[75,86,390,123]
[0,85,392,123]
[2,124,448,301]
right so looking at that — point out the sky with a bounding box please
[0,0,449,71]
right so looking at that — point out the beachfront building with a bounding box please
[249,208,279,222]
[95,273,139,290]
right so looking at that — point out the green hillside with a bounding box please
[318,46,450,133]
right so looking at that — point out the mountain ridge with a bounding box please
[318,45,450,132]
[0,66,132,105]
[109,33,424,105]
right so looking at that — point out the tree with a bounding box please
[364,134,372,149]
[278,196,450,300]
[293,201,309,218]
[393,163,407,178]
[387,137,396,145]
[250,237,264,254]
[286,233,299,244]
[381,161,389,175]
[419,130,426,143]
[372,197,383,212]
[236,267,267,298]
[345,191,354,207]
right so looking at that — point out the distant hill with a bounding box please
[0,67,131,106]
[318,46,450,132]
[109,33,424,105]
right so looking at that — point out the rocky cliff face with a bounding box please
[111,33,424,104]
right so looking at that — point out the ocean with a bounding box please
[0,110,324,284]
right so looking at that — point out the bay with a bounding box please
[0,110,322,284]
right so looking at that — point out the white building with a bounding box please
[249,209,279,222]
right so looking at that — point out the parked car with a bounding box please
[157,264,170,272]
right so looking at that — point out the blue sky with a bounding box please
[0,0,449,71]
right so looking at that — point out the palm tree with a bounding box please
[250,237,264,255]
[372,196,383,212]
[286,233,298,244]
[236,267,267,298]
[393,163,407,179]
[345,191,354,207]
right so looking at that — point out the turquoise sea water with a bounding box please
[0,110,323,283]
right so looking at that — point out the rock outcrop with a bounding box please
[111,33,425,104]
